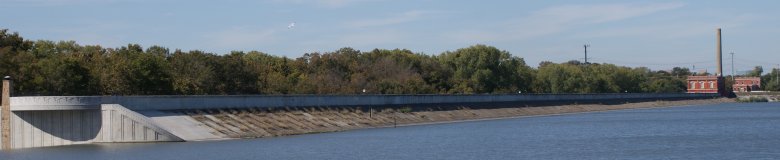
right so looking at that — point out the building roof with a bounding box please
[687,76,720,80]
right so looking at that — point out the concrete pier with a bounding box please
[2,76,10,149]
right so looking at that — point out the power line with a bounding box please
[734,58,778,65]
[590,57,713,66]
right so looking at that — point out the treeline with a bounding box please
[741,66,780,91]
[1,29,702,95]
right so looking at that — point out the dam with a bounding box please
[0,92,719,150]
[3,102,773,159]
[2,94,717,149]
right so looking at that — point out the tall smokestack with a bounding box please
[717,28,723,77]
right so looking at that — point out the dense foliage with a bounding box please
[2,29,750,96]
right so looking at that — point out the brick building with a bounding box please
[732,77,761,92]
[686,28,727,96]
[687,76,724,94]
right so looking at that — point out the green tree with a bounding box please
[244,51,294,94]
[39,56,91,95]
[0,28,719,95]
[641,77,686,93]
[438,45,531,93]
[746,66,763,77]
[214,51,257,94]
[762,68,779,91]
[0,29,36,95]
[170,50,218,94]
[581,64,620,93]
[534,63,584,93]
[671,67,692,77]
[127,46,173,94]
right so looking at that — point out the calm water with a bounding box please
[2,102,780,160]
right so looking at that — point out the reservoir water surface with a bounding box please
[2,102,779,159]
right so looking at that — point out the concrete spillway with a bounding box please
[0,93,719,149]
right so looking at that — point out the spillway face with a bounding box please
[170,107,408,139]
[165,104,651,139]
[166,106,497,139]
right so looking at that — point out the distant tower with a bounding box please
[716,28,723,77]
[686,28,726,96]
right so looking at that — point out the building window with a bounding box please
[700,81,705,89]
[710,81,715,89]
[690,82,696,89]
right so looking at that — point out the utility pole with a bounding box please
[730,52,735,81]
[583,44,590,64]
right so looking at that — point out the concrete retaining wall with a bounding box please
[9,110,101,148]
[98,104,182,143]
[10,93,719,111]
[4,104,181,149]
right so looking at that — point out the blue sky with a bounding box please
[2,0,779,74]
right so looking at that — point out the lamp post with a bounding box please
[363,89,371,118]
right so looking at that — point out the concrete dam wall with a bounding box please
[11,93,716,111]
[0,93,719,149]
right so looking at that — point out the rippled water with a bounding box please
[2,102,780,160]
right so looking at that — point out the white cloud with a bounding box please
[346,10,439,28]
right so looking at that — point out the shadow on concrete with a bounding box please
[12,110,101,144]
